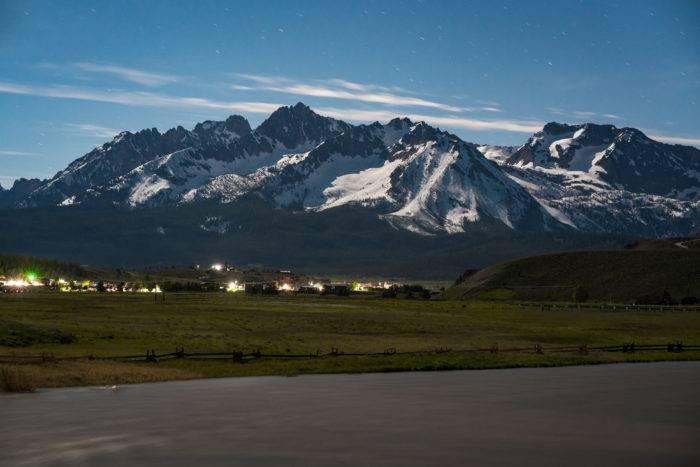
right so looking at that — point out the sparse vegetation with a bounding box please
[0,318,75,347]
[0,361,198,391]
[0,366,36,392]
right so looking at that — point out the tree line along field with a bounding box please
[2,290,700,391]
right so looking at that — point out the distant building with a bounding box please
[322,283,350,296]
[298,285,321,294]
[244,282,278,295]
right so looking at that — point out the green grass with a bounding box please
[446,248,700,302]
[1,290,699,390]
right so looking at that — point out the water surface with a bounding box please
[1,362,699,466]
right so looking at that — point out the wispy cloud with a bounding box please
[324,78,413,95]
[314,106,543,133]
[546,107,623,121]
[646,133,700,147]
[0,149,39,156]
[233,74,466,113]
[75,63,178,87]
[0,81,283,114]
[9,78,696,140]
[65,123,121,138]
[0,80,543,134]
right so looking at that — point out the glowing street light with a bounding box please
[211,263,223,272]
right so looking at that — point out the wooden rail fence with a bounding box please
[1,342,698,364]
[514,303,700,313]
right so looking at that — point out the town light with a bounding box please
[5,279,30,287]
[279,283,292,292]
[211,263,223,271]
[226,281,243,292]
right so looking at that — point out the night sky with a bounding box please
[1,0,698,187]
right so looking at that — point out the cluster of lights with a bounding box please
[53,279,162,293]
[4,279,32,287]
[211,263,224,272]
[226,281,244,292]
[2,272,43,288]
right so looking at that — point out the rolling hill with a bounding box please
[445,239,700,302]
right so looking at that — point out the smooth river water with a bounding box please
[1,362,699,466]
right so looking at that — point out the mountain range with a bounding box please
[0,103,698,275]
[2,102,698,237]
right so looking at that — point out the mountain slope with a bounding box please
[506,122,700,199]
[0,198,629,278]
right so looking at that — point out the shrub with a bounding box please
[660,291,678,305]
[381,288,397,298]
[680,296,699,305]
[0,366,36,393]
[635,291,679,305]
[572,285,589,303]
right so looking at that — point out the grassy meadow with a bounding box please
[2,290,700,391]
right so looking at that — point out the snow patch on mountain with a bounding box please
[321,157,404,210]
[477,145,518,164]
[272,152,388,208]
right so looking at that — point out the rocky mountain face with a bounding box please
[0,178,43,208]
[476,122,700,238]
[506,122,700,199]
[5,104,699,238]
